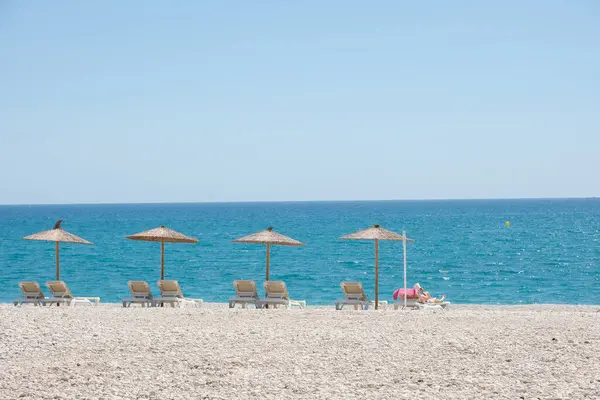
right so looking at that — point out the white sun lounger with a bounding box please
[122,280,154,307]
[335,282,369,310]
[229,280,260,308]
[394,298,421,309]
[394,283,450,311]
[155,280,203,308]
[335,282,387,310]
[416,301,451,311]
[45,281,100,306]
[393,285,424,310]
[13,282,46,306]
[257,281,306,309]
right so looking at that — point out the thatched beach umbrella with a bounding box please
[233,227,305,281]
[126,226,197,280]
[23,219,92,280]
[340,224,413,310]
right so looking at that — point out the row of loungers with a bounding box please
[228,281,449,310]
[229,280,306,309]
[336,281,450,310]
[14,280,449,310]
[13,280,202,308]
[122,280,203,307]
[123,280,305,308]
[14,281,100,306]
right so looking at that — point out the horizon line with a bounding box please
[0,196,598,207]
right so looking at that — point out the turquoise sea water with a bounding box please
[1,199,599,305]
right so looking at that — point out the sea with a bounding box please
[1,199,599,305]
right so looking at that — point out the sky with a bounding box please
[0,1,599,204]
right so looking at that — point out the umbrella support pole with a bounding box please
[403,231,407,309]
[160,242,165,280]
[56,242,60,281]
[265,243,270,281]
[160,241,165,307]
[374,239,379,310]
[265,244,270,309]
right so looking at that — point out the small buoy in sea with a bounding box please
[505,221,510,227]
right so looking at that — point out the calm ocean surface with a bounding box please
[1,199,599,305]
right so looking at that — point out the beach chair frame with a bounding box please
[335,282,371,310]
[122,280,154,307]
[229,280,260,308]
[45,281,100,306]
[13,282,46,306]
[155,280,203,308]
[257,281,306,309]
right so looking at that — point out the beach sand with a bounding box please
[1,304,599,400]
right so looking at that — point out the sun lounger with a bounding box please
[257,281,306,309]
[393,287,421,309]
[45,281,100,306]
[335,282,370,310]
[155,280,203,308]
[122,280,154,307]
[417,300,451,311]
[229,280,260,308]
[394,284,450,311]
[335,282,388,310]
[13,282,47,306]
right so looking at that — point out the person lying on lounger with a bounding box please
[415,284,446,304]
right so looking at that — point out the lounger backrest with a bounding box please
[264,281,289,300]
[234,280,258,299]
[46,281,73,298]
[341,282,367,301]
[19,282,44,299]
[157,280,183,298]
[128,281,152,299]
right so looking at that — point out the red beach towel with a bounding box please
[393,288,419,300]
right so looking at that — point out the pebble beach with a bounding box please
[1,303,599,400]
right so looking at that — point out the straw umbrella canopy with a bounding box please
[233,227,305,280]
[126,226,197,280]
[340,224,413,310]
[22,219,92,280]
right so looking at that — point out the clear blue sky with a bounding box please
[1,1,599,204]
